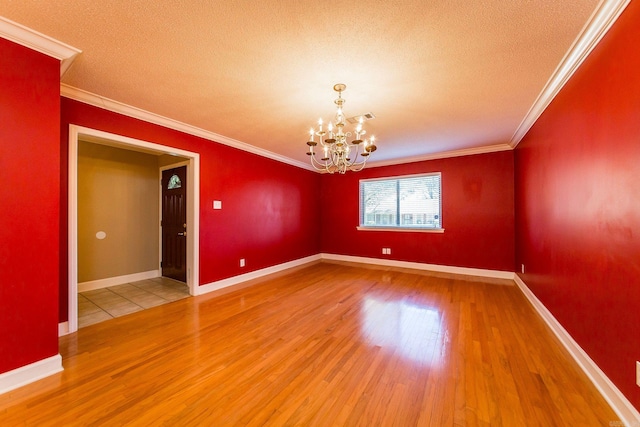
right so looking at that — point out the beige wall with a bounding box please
[158,154,186,168]
[78,142,160,282]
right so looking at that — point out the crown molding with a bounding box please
[62,83,512,171]
[365,143,513,169]
[60,84,314,171]
[510,0,631,147]
[0,16,81,77]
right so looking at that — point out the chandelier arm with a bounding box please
[309,153,331,172]
[347,145,370,168]
[308,162,326,172]
[349,143,361,163]
[349,157,368,172]
[347,158,368,172]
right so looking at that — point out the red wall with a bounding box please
[515,1,640,409]
[0,39,61,373]
[59,99,321,321]
[320,151,515,272]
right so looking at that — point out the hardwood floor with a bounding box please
[0,262,619,425]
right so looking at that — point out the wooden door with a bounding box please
[161,166,187,282]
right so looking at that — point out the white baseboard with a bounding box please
[195,254,321,295]
[58,321,69,337]
[320,253,515,280]
[196,253,513,297]
[78,270,160,292]
[514,274,640,425]
[0,354,63,395]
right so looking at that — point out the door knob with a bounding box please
[178,232,187,236]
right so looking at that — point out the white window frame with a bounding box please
[357,172,444,233]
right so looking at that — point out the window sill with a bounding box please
[356,226,445,233]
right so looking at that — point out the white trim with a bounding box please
[513,274,640,425]
[78,270,160,293]
[0,16,81,76]
[510,0,631,147]
[68,127,79,333]
[195,253,514,296]
[356,226,445,233]
[195,255,322,296]
[0,354,63,395]
[69,125,200,333]
[58,322,69,337]
[58,86,515,172]
[320,253,515,280]
[366,144,513,169]
[60,84,313,171]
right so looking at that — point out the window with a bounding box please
[359,173,442,230]
[167,174,182,189]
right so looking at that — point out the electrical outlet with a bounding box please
[382,248,386,254]
[387,248,391,255]
[240,258,245,267]
[636,361,640,387]
[521,264,525,274]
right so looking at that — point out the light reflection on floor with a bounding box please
[361,297,444,365]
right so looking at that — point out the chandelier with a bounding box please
[306,84,377,174]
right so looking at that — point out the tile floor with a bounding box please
[78,277,190,328]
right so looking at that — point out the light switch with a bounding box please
[213,200,222,210]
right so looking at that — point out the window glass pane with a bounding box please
[167,174,182,189]
[399,176,441,228]
[361,180,397,226]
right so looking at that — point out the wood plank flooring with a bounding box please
[0,262,620,426]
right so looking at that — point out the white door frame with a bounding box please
[67,124,200,334]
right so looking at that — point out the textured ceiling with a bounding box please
[0,1,601,167]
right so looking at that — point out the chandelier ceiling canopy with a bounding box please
[306,84,377,174]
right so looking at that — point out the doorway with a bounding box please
[67,125,200,334]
